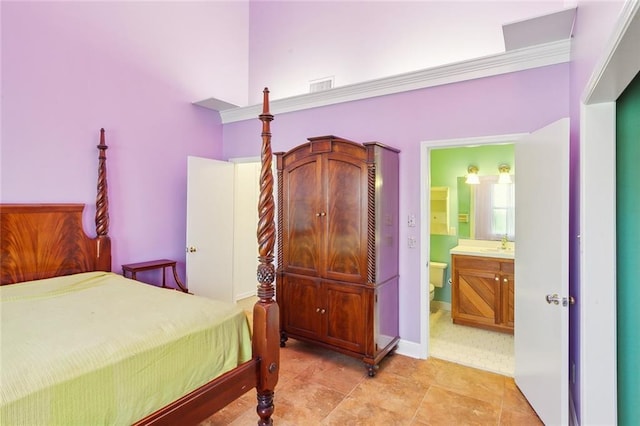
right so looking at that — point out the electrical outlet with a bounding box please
[408,214,416,227]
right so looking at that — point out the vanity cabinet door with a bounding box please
[500,261,515,329]
[451,255,514,333]
[452,256,500,330]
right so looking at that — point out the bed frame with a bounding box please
[0,89,279,425]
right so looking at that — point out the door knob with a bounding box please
[546,294,561,305]
[546,293,574,307]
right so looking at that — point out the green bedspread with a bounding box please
[0,271,252,425]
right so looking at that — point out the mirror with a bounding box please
[430,143,515,240]
[457,176,515,241]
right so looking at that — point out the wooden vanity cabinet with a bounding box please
[276,136,400,376]
[451,254,514,334]
[501,260,515,329]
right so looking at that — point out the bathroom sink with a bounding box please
[450,239,515,259]
[479,247,513,253]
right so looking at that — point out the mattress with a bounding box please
[0,271,252,425]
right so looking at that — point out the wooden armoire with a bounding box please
[275,135,400,376]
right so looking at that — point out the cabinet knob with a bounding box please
[321,309,326,314]
[316,308,320,312]
[503,278,508,283]
[494,276,499,281]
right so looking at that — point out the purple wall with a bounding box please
[0,2,231,281]
[224,64,570,342]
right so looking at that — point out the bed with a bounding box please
[0,89,280,425]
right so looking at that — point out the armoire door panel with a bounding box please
[283,158,323,276]
[323,282,368,352]
[283,275,321,339]
[324,157,368,282]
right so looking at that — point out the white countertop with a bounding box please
[450,239,515,260]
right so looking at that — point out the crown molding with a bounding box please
[196,39,570,124]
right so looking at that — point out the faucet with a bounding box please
[501,235,508,250]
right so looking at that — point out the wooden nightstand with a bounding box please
[122,259,188,293]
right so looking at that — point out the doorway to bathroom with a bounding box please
[427,141,516,377]
[420,120,571,424]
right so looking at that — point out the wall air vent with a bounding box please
[309,77,334,93]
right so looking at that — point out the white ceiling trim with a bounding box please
[196,39,570,124]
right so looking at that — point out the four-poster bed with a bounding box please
[0,89,279,425]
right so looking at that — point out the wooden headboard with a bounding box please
[0,130,112,285]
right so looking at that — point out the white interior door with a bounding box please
[514,118,569,425]
[186,156,235,302]
[232,161,261,299]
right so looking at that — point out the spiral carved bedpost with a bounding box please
[367,162,377,285]
[253,88,279,426]
[95,128,112,272]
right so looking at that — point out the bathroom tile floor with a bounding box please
[429,309,515,377]
[200,338,541,425]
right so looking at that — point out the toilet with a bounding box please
[429,261,448,311]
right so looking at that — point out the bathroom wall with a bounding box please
[429,144,515,304]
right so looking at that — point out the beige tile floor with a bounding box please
[200,338,542,425]
[430,309,515,377]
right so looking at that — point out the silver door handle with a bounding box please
[546,293,561,305]
[546,293,575,307]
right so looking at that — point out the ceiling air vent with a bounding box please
[309,77,334,93]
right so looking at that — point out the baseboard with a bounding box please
[396,338,426,359]
[432,301,451,312]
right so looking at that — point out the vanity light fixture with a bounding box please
[498,164,512,184]
[466,166,480,185]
